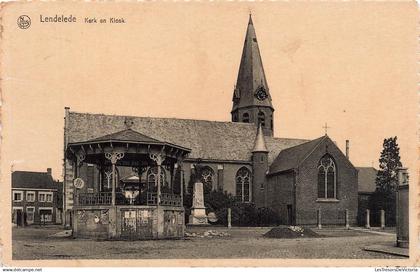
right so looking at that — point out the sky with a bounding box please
[1,1,418,180]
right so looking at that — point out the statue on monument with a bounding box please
[188,163,209,225]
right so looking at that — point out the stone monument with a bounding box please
[189,181,208,225]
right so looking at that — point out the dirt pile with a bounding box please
[263,226,321,239]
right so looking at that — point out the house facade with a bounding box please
[12,169,62,225]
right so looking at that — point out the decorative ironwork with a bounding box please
[149,152,165,165]
[73,178,85,189]
[146,192,181,207]
[105,152,125,164]
[147,166,167,188]
[175,159,183,168]
[76,150,86,166]
[75,191,182,207]
[104,171,113,189]
[77,192,113,206]
[160,193,182,206]
[147,192,158,205]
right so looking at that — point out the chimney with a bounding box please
[345,140,349,159]
[47,168,52,176]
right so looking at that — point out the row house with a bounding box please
[12,168,63,225]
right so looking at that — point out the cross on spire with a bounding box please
[323,122,331,135]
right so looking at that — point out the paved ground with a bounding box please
[12,225,405,260]
[364,243,409,257]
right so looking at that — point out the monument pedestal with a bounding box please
[189,208,208,225]
[188,181,208,225]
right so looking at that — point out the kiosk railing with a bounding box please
[76,191,182,207]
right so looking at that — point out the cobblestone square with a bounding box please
[12,226,404,260]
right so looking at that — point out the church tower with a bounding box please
[252,124,269,208]
[231,15,275,137]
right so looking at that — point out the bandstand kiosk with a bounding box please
[66,128,190,240]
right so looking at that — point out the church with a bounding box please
[63,15,358,231]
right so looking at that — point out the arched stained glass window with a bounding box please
[200,166,214,195]
[317,155,337,199]
[258,112,265,128]
[242,112,250,123]
[236,167,252,202]
[147,166,167,192]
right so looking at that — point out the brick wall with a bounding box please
[252,152,268,207]
[296,137,358,226]
[357,193,372,226]
[12,189,58,224]
[266,171,295,225]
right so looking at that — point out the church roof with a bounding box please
[357,167,377,193]
[253,124,268,152]
[232,15,273,112]
[67,111,309,164]
[269,135,327,174]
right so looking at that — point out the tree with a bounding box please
[375,136,402,194]
[372,136,402,226]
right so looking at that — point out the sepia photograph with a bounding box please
[0,1,418,267]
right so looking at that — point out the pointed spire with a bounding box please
[253,124,268,153]
[249,12,253,25]
[232,15,273,111]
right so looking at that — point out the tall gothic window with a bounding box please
[242,112,250,123]
[258,112,265,127]
[236,167,251,202]
[200,166,214,195]
[147,166,167,192]
[317,155,337,199]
